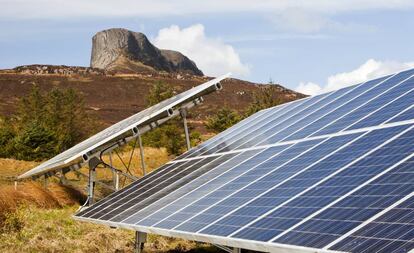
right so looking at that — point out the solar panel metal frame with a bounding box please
[18,73,231,179]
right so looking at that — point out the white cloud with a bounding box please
[296,82,323,96]
[153,24,250,77]
[295,59,414,96]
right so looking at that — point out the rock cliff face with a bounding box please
[90,28,203,76]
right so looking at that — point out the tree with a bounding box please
[0,85,94,161]
[146,81,174,106]
[205,107,241,133]
[245,84,286,116]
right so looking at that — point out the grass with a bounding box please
[0,148,224,252]
[0,205,220,253]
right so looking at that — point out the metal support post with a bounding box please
[88,168,96,205]
[87,157,100,206]
[232,248,241,253]
[180,108,191,151]
[137,129,146,176]
[115,172,119,191]
[109,151,118,190]
[134,231,147,253]
[59,172,68,185]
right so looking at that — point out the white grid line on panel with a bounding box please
[324,191,414,249]
[119,148,267,224]
[340,76,414,132]
[195,91,327,158]
[297,72,414,140]
[384,102,414,124]
[226,124,414,238]
[268,124,414,242]
[170,118,414,164]
[149,144,295,227]
[104,152,239,219]
[196,131,369,234]
[179,107,272,159]
[272,73,399,144]
[167,136,332,231]
[231,79,367,151]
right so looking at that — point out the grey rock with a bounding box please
[90,28,203,76]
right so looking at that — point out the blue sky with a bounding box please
[1,0,414,94]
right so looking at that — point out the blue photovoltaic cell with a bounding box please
[197,133,361,236]
[330,195,414,253]
[233,89,345,150]
[390,105,414,124]
[230,125,408,242]
[349,88,414,130]
[150,145,291,229]
[169,139,324,232]
[271,75,392,143]
[183,97,307,158]
[75,68,414,253]
[197,95,321,156]
[122,149,262,225]
[179,107,277,159]
[310,69,414,137]
[311,74,414,136]
[76,161,188,217]
[273,125,414,247]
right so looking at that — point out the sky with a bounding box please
[1,0,414,95]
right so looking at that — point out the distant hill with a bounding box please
[91,28,203,76]
[0,65,304,133]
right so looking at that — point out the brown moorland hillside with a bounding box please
[0,65,304,133]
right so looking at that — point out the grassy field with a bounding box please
[0,148,222,253]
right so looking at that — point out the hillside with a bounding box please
[0,65,304,133]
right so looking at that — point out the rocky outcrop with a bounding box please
[90,28,203,76]
[13,65,105,75]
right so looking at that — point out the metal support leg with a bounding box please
[180,108,191,151]
[137,129,146,176]
[110,151,118,189]
[115,172,119,191]
[59,173,68,185]
[87,157,100,206]
[134,231,147,253]
[232,248,241,253]
[88,168,96,205]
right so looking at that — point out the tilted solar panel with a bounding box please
[18,74,230,179]
[75,68,414,253]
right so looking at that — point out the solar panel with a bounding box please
[18,74,230,179]
[74,68,414,253]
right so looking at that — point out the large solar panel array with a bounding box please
[75,68,414,253]
[18,74,229,179]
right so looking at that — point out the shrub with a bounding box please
[245,84,286,116]
[205,107,241,133]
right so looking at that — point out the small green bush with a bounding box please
[205,107,241,133]
[245,84,286,116]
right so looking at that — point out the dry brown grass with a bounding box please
[0,182,85,225]
[0,205,221,253]
[0,158,39,181]
[0,147,220,252]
